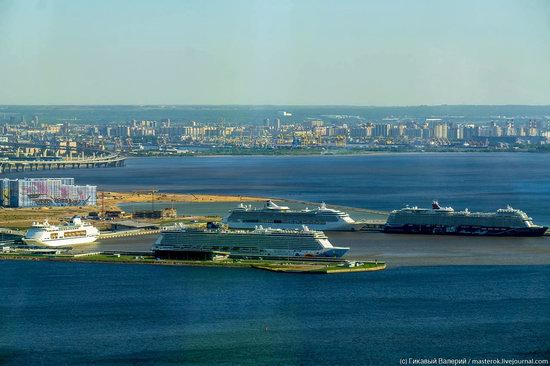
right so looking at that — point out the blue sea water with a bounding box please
[0,261,549,365]
[6,152,550,224]
[2,153,550,364]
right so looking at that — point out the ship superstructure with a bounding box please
[23,216,100,246]
[224,200,356,231]
[153,223,350,259]
[384,201,547,236]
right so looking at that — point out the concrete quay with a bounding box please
[98,229,161,239]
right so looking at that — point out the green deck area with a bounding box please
[0,253,386,274]
[252,261,386,274]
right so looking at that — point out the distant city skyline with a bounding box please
[0,0,549,105]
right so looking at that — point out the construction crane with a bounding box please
[125,138,133,151]
[157,135,168,148]
[132,189,159,211]
[113,137,123,152]
[335,135,347,147]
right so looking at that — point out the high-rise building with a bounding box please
[274,118,281,130]
[405,126,422,139]
[434,124,448,139]
[448,127,463,140]
[373,124,390,137]
[463,125,479,140]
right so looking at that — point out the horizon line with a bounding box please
[1,104,550,108]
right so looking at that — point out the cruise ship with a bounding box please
[384,201,547,236]
[23,217,100,246]
[153,223,350,259]
[223,200,357,231]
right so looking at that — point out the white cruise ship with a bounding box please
[153,223,350,259]
[23,217,100,246]
[384,201,547,236]
[223,200,357,231]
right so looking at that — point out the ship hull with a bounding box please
[383,224,548,237]
[22,236,98,247]
[225,221,355,231]
[153,228,350,259]
[154,247,349,260]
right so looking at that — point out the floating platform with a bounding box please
[252,261,386,274]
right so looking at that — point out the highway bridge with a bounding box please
[0,141,101,155]
[0,153,126,173]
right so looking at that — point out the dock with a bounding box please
[0,250,386,274]
[98,229,160,239]
[355,220,386,231]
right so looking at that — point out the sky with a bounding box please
[0,0,549,105]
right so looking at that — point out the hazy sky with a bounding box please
[0,0,549,105]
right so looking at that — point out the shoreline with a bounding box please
[114,195,390,216]
[129,150,548,159]
[129,149,550,158]
[0,190,387,230]
[0,192,272,230]
[102,191,271,208]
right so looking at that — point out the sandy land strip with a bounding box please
[0,206,97,230]
[103,192,388,215]
[101,191,270,210]
[0,192,269,230]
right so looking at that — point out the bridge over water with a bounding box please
[0,153,126,173]
[0,141,126,173]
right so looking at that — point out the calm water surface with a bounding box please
[3,153,550,364]
[5,153,550,224]
[0,261,549,365]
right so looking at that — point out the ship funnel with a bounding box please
[432,201,441,210]
[265,200,279,209]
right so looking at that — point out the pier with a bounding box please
[98,229,160,240]
[0,228,25,237]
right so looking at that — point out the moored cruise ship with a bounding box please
[153,223,350,259]
[384,201,547,236]
[23,217,100,246]
[223,200,357,231]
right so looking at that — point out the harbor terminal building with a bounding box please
[0,178,96,207]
